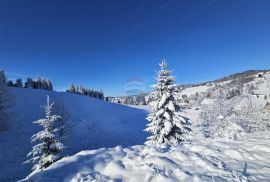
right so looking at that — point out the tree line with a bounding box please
[1,70,53,91]
[0,70,105,100]
[67,84,104,100]
[108,94,147,105]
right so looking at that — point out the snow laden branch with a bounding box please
[25,96,64,171]
[145,60,192,146]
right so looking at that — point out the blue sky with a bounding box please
[0,0,270,96]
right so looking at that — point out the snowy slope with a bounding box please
[0,88,148,181]
[23,131,270,182]
[2,71,270,181]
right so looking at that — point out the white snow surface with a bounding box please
[23,131,270,182]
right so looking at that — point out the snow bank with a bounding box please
[23,131,270,181]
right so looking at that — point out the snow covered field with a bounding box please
[24,131,270,181]
[0,88,148,181]
[2,71,270,181]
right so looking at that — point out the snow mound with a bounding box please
[23,132,270,182]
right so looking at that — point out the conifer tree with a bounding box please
[15,78,23,88]
[0,71,14,131]
[25,96,64,171]
[145,61,192,146]
[47,80,53,91]
[25,77,34,88]
[6,80,14,87]
[0,70,7,83]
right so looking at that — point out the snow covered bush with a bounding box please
[145,61,192,146]
[0,70,14,131]
[25,96,64,171]
[200,89,244,140]
[236,102,270,133]
[212,116,244,141]
[201,83,270,140]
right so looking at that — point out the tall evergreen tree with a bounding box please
[47,80,53,91]
[6,80,14,87]
[25,77,34,88]
[25,96,64,171]
[0,70,7,83]
[145,61,192,146]
[67,84,76,93]
[35,77,43,89]
[0,71,14,131]
[15,78,23,88]
[41,79,48,90]
[99,89,104,100]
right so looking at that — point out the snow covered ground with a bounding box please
[21,96,270,182]
[23,131,270,181]
[0,88,148,181]
[2,71,270,181]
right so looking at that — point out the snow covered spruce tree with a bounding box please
[25,96,64,171]
[145,61,192,146]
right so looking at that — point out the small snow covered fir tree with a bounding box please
[145,61,192,146]
[25,96,64,171]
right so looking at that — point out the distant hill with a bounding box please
[109,69,270,105]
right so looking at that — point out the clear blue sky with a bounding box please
[0,0,270,96]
